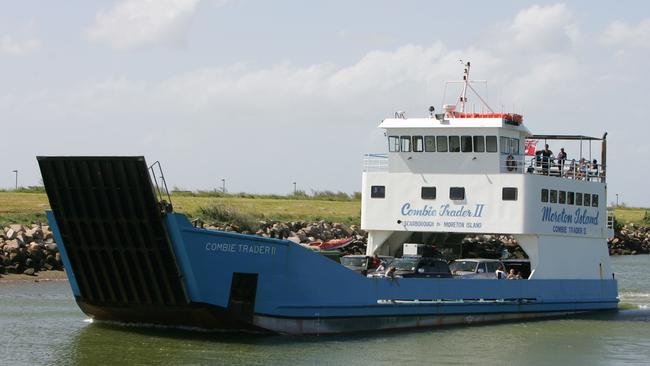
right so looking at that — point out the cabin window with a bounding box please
[450,187,465,200]
[583,193,591,207]
[541,189,549,203]
[412,136,424,152]
[388,136,400,152]
[576,192,583,206]
[550,190,558,203]
[592,194,599,207]
[436,136,448,152]
[567,191,575,205]
[461,136,473,152]
[421,187,436,199]
[449,136,460,152]
[502,187,518,201]
[511,138,520,154]
[400,136,411,152]
[424,136,436,152]
[486,136,498,152]
[500,136,510,154]
[559,191,566,204]
[473,136,485,152]
[371,186,385,198]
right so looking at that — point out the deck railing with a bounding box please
[363,153,388,172]
[503,155,606,183]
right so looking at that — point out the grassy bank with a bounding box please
[0,191,361,226]
[0,191,648,227]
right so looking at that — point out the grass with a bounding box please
[610,207,649,226]
[1,191,647,227]
[0,191,361,226]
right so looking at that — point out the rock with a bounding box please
[5,228,16,240]
[23,268,36,276]
[3,240,20,253]
[9,224,24,233]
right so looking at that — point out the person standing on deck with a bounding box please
[538,144,553,175]
[557,148,567,176]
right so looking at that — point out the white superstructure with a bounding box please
[361,62,612,281]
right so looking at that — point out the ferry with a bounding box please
[37,62,618,334]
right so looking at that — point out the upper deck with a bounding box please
[365,115,606,184]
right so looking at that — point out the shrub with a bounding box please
[196,204,260,231]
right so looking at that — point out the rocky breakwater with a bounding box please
[0,224,63,276]
[197,220,369,255]
[199,220,528,258]
[608,223,650,255]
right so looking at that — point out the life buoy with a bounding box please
[506,154,516,172]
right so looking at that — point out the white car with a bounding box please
[449,259,507,279]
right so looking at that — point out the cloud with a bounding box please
[499,4,578,52]
[4,4,649,204]
[0,35,40,56]
[601,19,650,48]
[86,0,202,49]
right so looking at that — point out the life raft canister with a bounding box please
[506,154,516,172]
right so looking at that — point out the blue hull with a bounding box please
[49,211,618,334]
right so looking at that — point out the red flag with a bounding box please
[525,139,538,155]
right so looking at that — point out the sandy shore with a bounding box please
[0,270,68,283]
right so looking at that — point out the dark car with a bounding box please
[389,256,452,278]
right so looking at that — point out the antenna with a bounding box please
[445,61,494,113]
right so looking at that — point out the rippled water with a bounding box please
[1,255,649,366]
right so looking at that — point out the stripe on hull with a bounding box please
[253,310,601,335]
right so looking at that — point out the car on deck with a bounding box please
[380,256,452,278]
[449,258,507,279]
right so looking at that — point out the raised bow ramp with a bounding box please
[37,157,195,322]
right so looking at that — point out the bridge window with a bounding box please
[486,136,498,152]
[388,136,400,152]
[583,193,591,207]
[436,136,448,152]
[541,189,549,203]
[559,191,566,204]
[550,190,558,203]
[421,187,436,199]
[511,138,520,154]
[424,136,436,152]
[502,187,518,201]
[461,136,473,152]
[412,136,424,152]
[400,136,411,152]
[576,192,583,206]
[500,137,510,154]
[450,187,465,200]
[449,136,460,152]
[567,191,575,205]
[592,194,599,207]
[473,136,485,152]
[371,185,385,198]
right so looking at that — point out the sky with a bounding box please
[1,0,649,205]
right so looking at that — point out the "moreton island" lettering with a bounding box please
[541,206,599,225]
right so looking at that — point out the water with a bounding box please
[1,256,649,366]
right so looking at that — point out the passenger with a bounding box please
[507,269,522,280]
[590,159,599,180]
[557,148,567,175]
[385,266,397,279]
[566,159,577,178]
[495,267,507,280]
[537,144,553,175]
[370,254,381,269]
[575,158,586,179]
